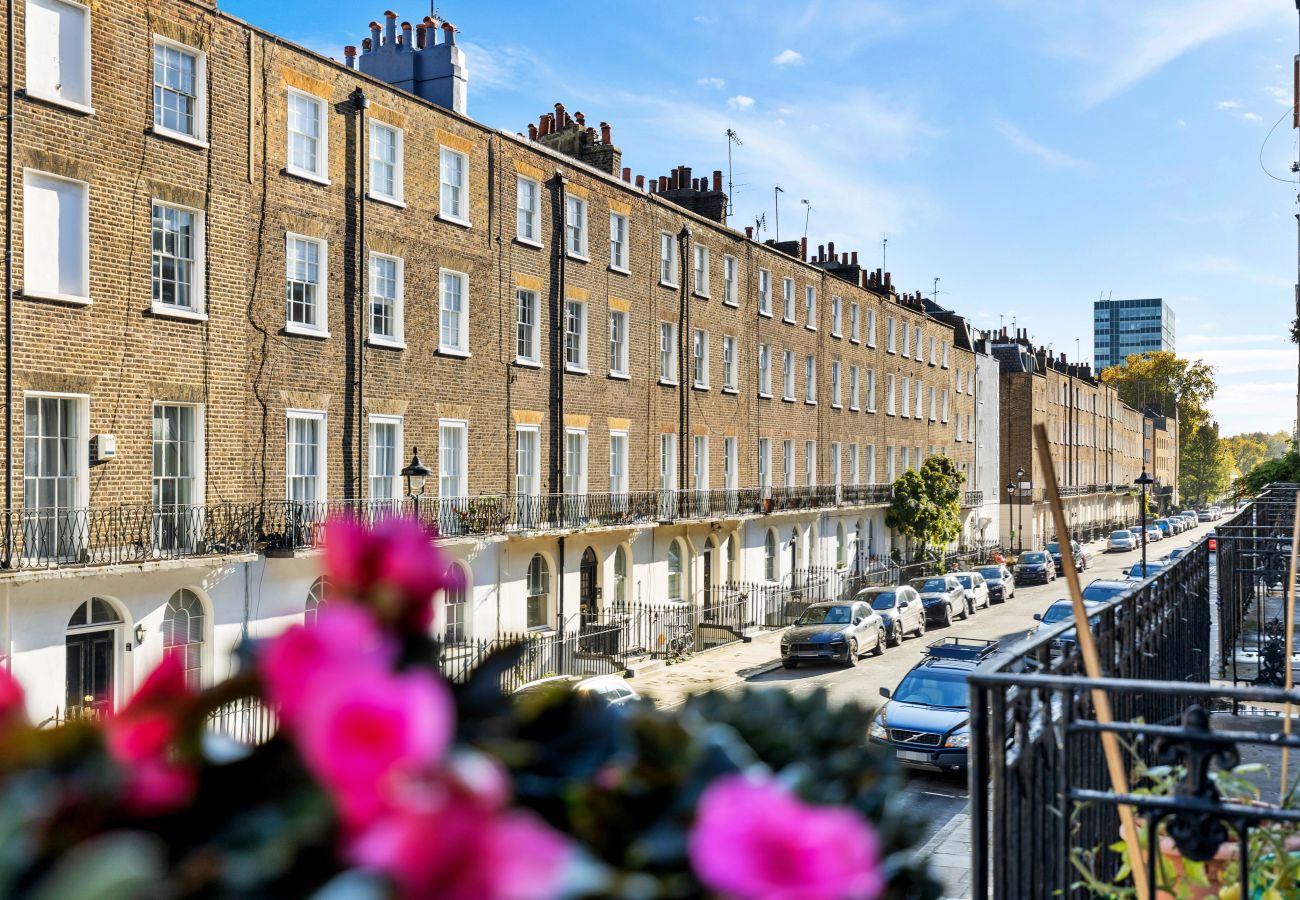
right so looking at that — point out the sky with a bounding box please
[223,0,1300,436]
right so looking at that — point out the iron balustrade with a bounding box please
[841,483,894,505]
[962,490,984,507]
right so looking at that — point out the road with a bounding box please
[730,518,1221,844]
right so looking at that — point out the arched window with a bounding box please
[68,597,122,629]
[764,529,778,582]
[613,546,628,609]
[66,598,122,719]
[667,539,685,602]
[526,554,550,630]
[836,522,847,568]
[443,564,468,643]
[304,577,328,626]
[163,588,205,689]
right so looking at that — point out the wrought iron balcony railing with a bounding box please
[962,490,984,507]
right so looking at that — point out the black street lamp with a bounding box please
[1005,482,1016,552]
[1015,466,1026,553]
[1135,469,1154,573]
[401,447,432,522]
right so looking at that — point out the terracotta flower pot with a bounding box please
[1121,819,1236,900]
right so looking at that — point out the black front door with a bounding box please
[579,548,598,627]
[66,629,114,720]
[703,541,715,620]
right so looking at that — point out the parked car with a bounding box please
[977,564,1016,602]
[513,674,642,710]
[909,575,970,627]
[1014,551,1057,585]
[1107,530,1137,552]
[1165,547,1189,562]
[1032,598,1107,655]
[857,585,926,646]
[953,571,991,611]
[1197,509,1214,523]
[1047,540,1088,572]
[1126,560,1169,580]
[1154,519,1172,537]
[1208,530,1217,553]
[780,600,886,669]
[1128,526,1144,539]
[1145,526,1162,543]
[869,638,1001,772]
[1081,579,1132,603]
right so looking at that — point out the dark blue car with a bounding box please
[869,638,1000,772]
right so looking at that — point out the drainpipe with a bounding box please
[3,0,13,567]
[352,88,369,502]
[553,173,567,632]
[677,227,691,517]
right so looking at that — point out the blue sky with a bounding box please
[223,0,1300,436]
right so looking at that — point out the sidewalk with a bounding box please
[918,811,974,900]
[631,630,786,708]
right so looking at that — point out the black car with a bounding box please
[977,565,1015,602]
[1014,550,1057,585]
[1046,540,1088,573]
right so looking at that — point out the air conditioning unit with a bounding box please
[89,434,116,464]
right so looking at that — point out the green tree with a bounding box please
[1238,446,1300,497]
[1220,434,1269,481]
[886,455,964,557]
[1180,422,1231,505]
[1099,351,1216,446]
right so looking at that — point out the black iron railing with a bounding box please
[962,490,984,507]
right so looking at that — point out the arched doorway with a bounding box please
[789,528,800,589]
[579,547,598,627]
[703,536,717,621]
[65,598,122,720]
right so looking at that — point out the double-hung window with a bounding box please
[692,329,709,388]
[782,439,795,488]
[369,121,403,204]
[758,269,772,315]
[25,0,92,111]
[609,431,628,496]
[659,232,677,285]
[830,361,841,408]
[693,436,709,493]
[516,289,539,364]
[866,369,877,412]
[285,234,326,334]
[942,341,951,368]
[758,344,772,396]
[151,201,204,316]
[659,322,678,383]
[804,355,816,404]
[368,415,402,501]
[849,366,859,411]
[867,309,877,347]
[693,244,710,296]
[915,380,924,420]
[804,285,816,329]
[516,177,540,244]
[782,278,795,321]
[286,89,327,182]
[886,317,896,352]
[286,410,325,504]
[849,443,860,486]
[901,377,911,418]
[608,309,629,377]
[659,433,678,492]
[23,394,85,558]
[723,255,738,305]
[439,420,467,499]
[438,269,469,355]
[565,195,587,258]
[722,335,737,391]
[758,438,771,491]
[609,212,628,270]
[804,441,816,486]
[723,437,737,491]
[901,322,910,357]
[153,37,205,143]
[850,303,860,342]
[886,374,897,415]
[22,170,89,303]
[866,445,876,483]
[439,146,469,223]
[928,336,937,365]
[928,386,937,422]
[564,299,587,371]
[914,328,923,359]
[516,426,540,497]
[830,442,841,487]
[830,295,841,336]
[782,350,795,400]
[153,402,200,551]
[368,252,403,347]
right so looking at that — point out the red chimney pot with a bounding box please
[344,45,357,57]
[635,174,645,188]
[622,167,631,182]
[712,170,723,192]
[600,122,612,143]
[384,10,397,18]
[745,226,754,239]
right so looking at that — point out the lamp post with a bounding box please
[1016,466,1026,553]
[401,447,431,524]
[1006,482,1015,553]
[1135,470,1153,574]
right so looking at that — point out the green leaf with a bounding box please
[26,832,165,900]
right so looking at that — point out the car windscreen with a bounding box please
[892,667,968,708]
[978,567,1002,580]
[1128,563,1162,577]
[1046,543,1060,553]
[912,578,948,592]
[796,605,852,625]
[955,575,974,588]
[1082,584,1127,601]
[867,592,897,611]
[1040,603,1075,625]
[1020,553,1047,564]
[1110,531,1131,540]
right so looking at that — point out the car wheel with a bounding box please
[845,639,858,666]
[915,615,927,637]
[940,606,951,628]
[873,629,886,656]
[958,599,969,621]
[888,623,902,647]
[782,658,798,669]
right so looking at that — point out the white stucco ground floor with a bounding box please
[999,493,1140,552]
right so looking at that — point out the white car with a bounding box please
[1107,530,1137,552]
[1145,526,1162,543]
[953,571,991,611]
[513,674,642,709]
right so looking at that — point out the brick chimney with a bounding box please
[525,103,623,176]
[652,166,728,223]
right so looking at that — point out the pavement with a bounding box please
[628,519,1222,899]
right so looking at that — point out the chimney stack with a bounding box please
[415,22,427,49]
[713,170,723,192]
[635,174,645,189]
[574,111,585,127]
[527,123,538,140]
[799,236,808,261]
[601,122,612,143]
[400,21,412,49]
[383,10,397,45]
[851,251,858,265]
[344,45,357,68]
[745,226,754,239]
[884,272,892,292]
[622,167,631,182]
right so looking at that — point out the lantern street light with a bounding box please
[1135,470,1154,574]
[1015,466,1026,554]
[401,447,432,523]
[1006,482,1016,554]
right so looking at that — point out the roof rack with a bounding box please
[925,637,1000,662]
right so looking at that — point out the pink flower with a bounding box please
[323,517,459,632]
[688,774,885,900]
[347,766,571,900]
[0,667,25,729]
[295,665,454,828]
[104,656,196,814]
[258,605,394,725]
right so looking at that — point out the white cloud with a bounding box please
[727,95,756,111]
[1265,83,1292,106]
[1169,255,1291,288]
[1182,334,1285,349]
[1242,112,1263,123]
[1216,100,1240,109]
[460,40,552,93]
[693,15,717,25]
[772,49,804,67]
[1210,380,1296,434]
[697,76,726,90]
[1176,119,1188,127]
[994,120,1092,170]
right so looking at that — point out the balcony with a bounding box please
[962,490,983,507]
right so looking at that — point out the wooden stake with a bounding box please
[1280,499,1300,798]
[1033,424,1150,899]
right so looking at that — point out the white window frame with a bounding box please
[22,169,89,304]
[850,303,860,343]
[805,285,817,330]
[516,176,541,246]
[367,251,404,348]
[849,365,859,411]
[659,321,678,384]
[659,432,678,491]
[564,298,588,373]
[830,295,842,337]
[758,268,772,316]
[830,442,841,488]
[782,350,795,401]
[693,435,709,492]
[150,199,206,320]
[516,288,539,366]
[285,409,327,503]
[782,439,795,488]
[151,35,207,146]
[849,443,860,486]
[866,445,876,483]
[284,232,328,336]
[758,438,771,491]
[804,355,817,405]
[609,430,629,496]
[608,308,629,378]
[609,211,629,272]
[724,436,738,491]
[915,380,924,420]
[830,361,841,409]
[886,317,896,353]
[693,244,711,297]
[758,344,772,397]
[886,374,896,416]
[438,419,468,499]
[722,335,737,392]
[25,0,93,113]
[804,440,816,486]
[659,232,678,287]
[723,254,738,306]
[515,425,540,496]
[438,268,470,356]
[901,377,911,418]
[285,88,328,184]
[692,328,710,389]
[565,194,588,259]
[866,369,877,412]
[439,145,470,226]
[901,322,910,357]
[368,120,405,206]
[867,309,877,347]
[782,277,795,322]
[367,414,403,501]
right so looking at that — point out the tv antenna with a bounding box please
[801,199,813,242]
[726,129,742,217]
[932,277,940,303]
[754,212,767,237]
[774,185,784,241]
[882,235,888,272]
